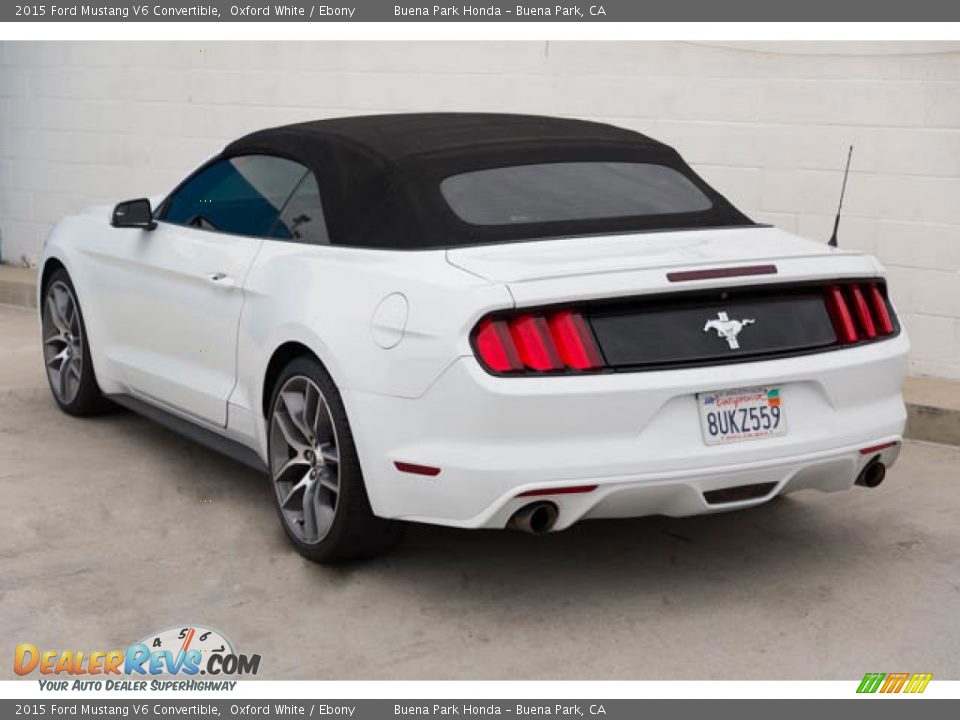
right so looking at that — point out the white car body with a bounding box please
[40,218,908,530]
[37,114,908,555]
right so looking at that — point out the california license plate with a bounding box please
[698,386,786,445]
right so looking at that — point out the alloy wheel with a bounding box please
[42,281,84,405]
[269,375,341,544]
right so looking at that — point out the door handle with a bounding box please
[205,272,236,289]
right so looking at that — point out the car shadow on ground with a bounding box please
[388,497,852,589]
[88,400,904,611]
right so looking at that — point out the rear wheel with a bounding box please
[41,269,110,416]
[267,356,401,562]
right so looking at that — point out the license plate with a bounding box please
[698,386,786,445]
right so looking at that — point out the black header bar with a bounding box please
[4,1,960,22]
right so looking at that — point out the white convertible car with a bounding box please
[39,113,908,561]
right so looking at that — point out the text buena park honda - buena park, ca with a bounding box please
[396,705,608,716]
[396,5,607,16]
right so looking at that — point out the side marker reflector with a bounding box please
[394,461,441,476]
[859,441,898,455]
[517,484,598,497]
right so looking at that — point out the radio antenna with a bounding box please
[828,145,854,248]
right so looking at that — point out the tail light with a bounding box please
[473,309,604,375]
[548,310,605,370]
[825,285,858,344]
[848,285,877,339]
[824,281,896,346]
[475,280,896,377]
[509,315,563,371]
[867,284,895,335]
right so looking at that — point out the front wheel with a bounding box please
[41,269,110,416]
[267,356,402,563]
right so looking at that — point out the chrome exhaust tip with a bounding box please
[856,459,887,488]
[507,501,559,534]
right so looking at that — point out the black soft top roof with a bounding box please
[228,113,671,162]
[222,113,753,249]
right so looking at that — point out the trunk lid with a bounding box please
[446,226,881,307]
[447,226,847,283]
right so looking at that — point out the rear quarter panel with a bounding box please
[233,241,513,455]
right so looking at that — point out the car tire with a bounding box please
[266,355,402,563]
[41,269,112,416]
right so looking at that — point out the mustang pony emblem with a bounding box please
[703,311,755,350]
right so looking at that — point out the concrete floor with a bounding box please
[2,303,959,680]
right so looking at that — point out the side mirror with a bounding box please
[111,198,157,230]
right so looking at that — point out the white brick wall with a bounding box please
[1,41,958,378]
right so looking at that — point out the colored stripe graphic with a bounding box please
[857,672,932,694]
[881,673,908,693]
[905,673,933,694]
[857,673,885,693]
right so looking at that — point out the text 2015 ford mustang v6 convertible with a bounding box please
[38,113,908,561]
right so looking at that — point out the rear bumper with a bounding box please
[345,333,908,529]
[503,441,900,531]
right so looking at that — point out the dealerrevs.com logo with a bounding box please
[14,625,261,691]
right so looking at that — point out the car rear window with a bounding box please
[439,162,714,226]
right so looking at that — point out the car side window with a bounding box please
[269,171,330,245]
[162,155,308,238]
